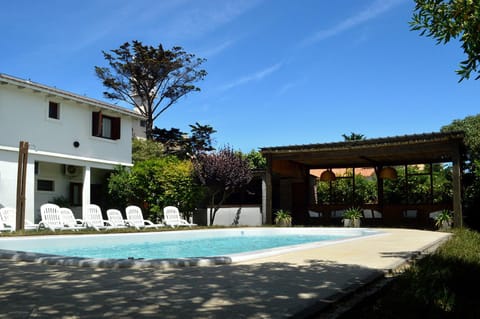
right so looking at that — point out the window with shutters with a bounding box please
[92,111,121,140]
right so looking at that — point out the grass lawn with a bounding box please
[341,228,480,318]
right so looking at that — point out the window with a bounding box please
[48,101,60,119]
[92,111,121,140]
[37,179,54,192]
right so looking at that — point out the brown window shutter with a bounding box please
[111,117,121,140]
[92,111,102,137]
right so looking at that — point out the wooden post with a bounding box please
[265,155,273,225]
[16,141,29,231]
[451,146,463,228]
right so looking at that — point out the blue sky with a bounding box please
[1,0,477,152]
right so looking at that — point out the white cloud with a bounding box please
[301,0,406,46]
[162,0,263,39]
[200,39,236,58]
[220,62,283,91]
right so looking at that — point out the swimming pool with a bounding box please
[0,228,383,268]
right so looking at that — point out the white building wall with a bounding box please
[0,85,134,164]
[0,150,35,223]
[0,76,143,224]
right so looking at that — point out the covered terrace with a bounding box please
[260,131,465,229]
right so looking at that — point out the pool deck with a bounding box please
[0,228,450,318]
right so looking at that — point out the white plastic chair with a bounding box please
[39,204,69,231]
[106,209,129,228]
[125,205,163,229]
[84,204,115,231]
[59,207,87,230]
[0,207,38,231]
[163,206,196,227]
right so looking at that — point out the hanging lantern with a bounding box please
[379,166,398,180]
[320,169,336,182]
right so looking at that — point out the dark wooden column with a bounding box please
[451,146,463,228]
[265,155,273,225]
[16,141,29,231]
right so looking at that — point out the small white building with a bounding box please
[0,73,146,222]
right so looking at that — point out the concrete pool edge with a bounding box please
[0,227,384,269]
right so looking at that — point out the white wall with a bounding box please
[194,206,263,226]
[0,85,135,164]
[0,150,35,222]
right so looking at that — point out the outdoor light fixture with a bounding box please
[319,169,336,182]
[379,166,398,180]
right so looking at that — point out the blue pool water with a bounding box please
[0,228,381,261]
[36,234,344,259]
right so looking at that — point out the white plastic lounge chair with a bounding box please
[106,209,130,228]
[163,206,196,228]
[403,209,418,218]
[331,210,345,218]
[362,209,383,219]
[84,204,116,231]
[0,207,39,231]
[125,205,163,229]
[39,204,69,231]
[59,208,87,230]
[308,210,322,218]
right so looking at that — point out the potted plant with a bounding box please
[343,207,363,227]
[274,210,292,227]
[434,209,453,231]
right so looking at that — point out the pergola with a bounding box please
[260,131,465,228]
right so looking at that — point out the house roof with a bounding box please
[0,73,145,119]
[261,131,465,168]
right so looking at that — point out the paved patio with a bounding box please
[0,228,450,318]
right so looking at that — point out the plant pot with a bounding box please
[352,219,361,228]
[276,220,292,227]
[439,221,452,231]
[344,218,360,227]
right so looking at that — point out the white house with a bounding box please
[0,73,146,222]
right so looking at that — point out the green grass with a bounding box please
[342,228,480,318]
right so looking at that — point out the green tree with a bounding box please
[131,138,165,163]
[152,122,216,159]
[243,149,267,170]
[342,132,366,141]
[411,0,480,81]
[95,40,207,139]
[442,114,480,227]
[108,157,203,221]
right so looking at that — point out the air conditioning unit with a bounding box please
[64,165,80,177]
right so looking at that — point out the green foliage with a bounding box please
[317,172,376,205]
[383,165,452,204]
[343,207,363,220]
[152,122,216,159]
[442,115,480,227]
[349,228,480,317]
[108,157,203,221]
[50,196,70,208]
[442,114,480,161]
[243,149,266,170]
[434,209,453,228]
[274,210,292,226]
[317,165,452,206]
[132,138,165,163]
[342,132,366,141]
[95,40,207,138]
[411,0,480,81]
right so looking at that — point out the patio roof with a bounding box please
[260,131,465,168]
